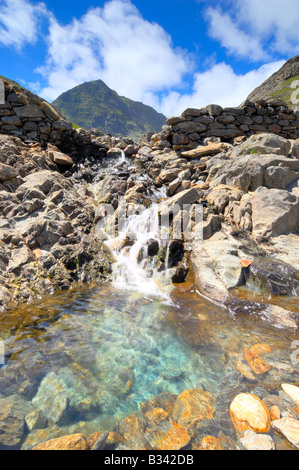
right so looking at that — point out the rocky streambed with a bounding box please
[0,120,298,450]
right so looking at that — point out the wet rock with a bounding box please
[0,395,30,448]
[240,430,275,450]
[140,393,178,416]
[192,435,223,450]
[92,431,110,450]
[281,384,299,406]
[32,433,89,450]
[88,432,124,450]
[171,389,215,434]
[146,239,160,257]
[32,372,69,425]
[271,416,299,449]
[244,348,271,376]
[144,413,191,450]
[25,408,47,432]
[245,257,299,296]
[230,393,271,434]
[227,298,298,330]
[116,413,149,450]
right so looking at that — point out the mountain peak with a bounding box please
[52,80,166,140]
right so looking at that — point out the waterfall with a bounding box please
[105,199,174,303]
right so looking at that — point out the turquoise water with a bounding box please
[0,282,298,448]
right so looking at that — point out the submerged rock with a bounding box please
[0,395,30,448]
[171,389,215,434]
[281,384,299,406]
[229,393,271,434]
[32,433,89,450]
[271,416,299,449]
[32,372,68,425]
[240,430,275,450]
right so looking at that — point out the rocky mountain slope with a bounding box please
[52,79,166,140]
[247,55,299,107]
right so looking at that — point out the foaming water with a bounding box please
[105,194,174,304]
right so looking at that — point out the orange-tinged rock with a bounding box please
[270,406,281,421]
[172,389,215,434]
[145,422,190,450]
[88,432,124,449]
[193,436,223,450]
[32,433,88,450]
[250,343,272,356]
[145,408,170,427]
[230,393,271,434]
[240,259,253,268]
[244,348,271,375]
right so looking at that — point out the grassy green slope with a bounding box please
[270,75,299,106]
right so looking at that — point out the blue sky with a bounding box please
[0,0,298,116]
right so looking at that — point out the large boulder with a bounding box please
[230,133,292,158]
[251,187,299,241]
[191,232,244,303]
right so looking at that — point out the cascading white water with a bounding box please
[105,197,173,303]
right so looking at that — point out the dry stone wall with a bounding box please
[0,80,107,158]
[164,100,299,151]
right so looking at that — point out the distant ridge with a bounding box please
[247,55,299,107]
[52,79,166,140]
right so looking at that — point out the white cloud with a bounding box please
[205,7,267,61]
[205,0,299,60]
[160,60,286,117]
[37,0,191,103]
[0,0,46,49]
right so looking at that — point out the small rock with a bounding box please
[240,430,275,450]
[193,436,223,450]
[244,348,271,375]
[271,417,299,449]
